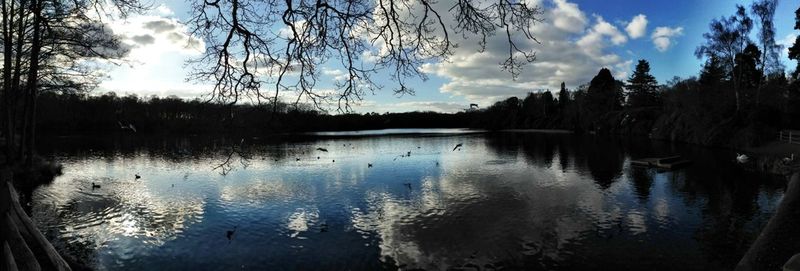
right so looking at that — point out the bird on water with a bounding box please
[226,226,238,241]
[91,182,101,189]
[452,143,463,151]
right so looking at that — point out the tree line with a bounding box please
[475,1,800,147]
[35,92,474,135]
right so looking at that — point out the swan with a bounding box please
[784,154,795,164]
[736,153,749,164]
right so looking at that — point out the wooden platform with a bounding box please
[1,169,71,271]
[631,155,692,170]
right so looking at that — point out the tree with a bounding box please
[0,0,143,164]
[586,68,622,114]
[626,59,660,107]
[788,7,800,78]
[734,43,762,107]
[695,5,753,112]
[751,0,783,75]
[558,82,570,109]
[185,0,543,112]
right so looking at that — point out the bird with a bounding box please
[332,159,335,163]
[407,151,411,156]
[316,147,329,152]
[226,226,238,241]
[783,153,795,164]
[452,143,463,151]
[435,161,439,166]
[368,163,373,168]
[296,158,300,161]
[319,222,329,233]
[317,156,320,159]
[135,173,141,180]
[91,182,101,189]
[117,121,137,133]
[736,153,749,164]
[403,182,412,190]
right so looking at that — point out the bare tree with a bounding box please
[186,0,543,112]
[695,5,753,112]
[0,0,146,164]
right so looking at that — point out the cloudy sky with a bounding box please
[100,0,799,113]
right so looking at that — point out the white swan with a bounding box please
[783,154,795,164]
[736,153,749,164]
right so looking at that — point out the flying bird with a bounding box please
[117,121,137,133]
[452,143,463,151]
[736,153,749,164]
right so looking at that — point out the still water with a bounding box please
[30,129,785,270]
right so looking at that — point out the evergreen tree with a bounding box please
[734,43,762,106]
[558,82,570,109]
[586,68,623,114]
[541,91,555,117]
[626,60,660,107]
[788,7,800,78]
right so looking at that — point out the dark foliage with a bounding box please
[35,92,475,135]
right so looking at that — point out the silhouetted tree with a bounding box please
[695,5,753,112]
[751,0,783,76]
[186,0,543,112]
[734,43,762,107]
[558,82,570,109]
[585,68,622,114]
[626,59,660,107]
[788,7,800,78]
[1,0,144,165]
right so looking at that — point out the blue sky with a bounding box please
[100,0,800,113]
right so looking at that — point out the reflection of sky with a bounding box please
[32,132,786,270]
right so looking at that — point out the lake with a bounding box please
[29,129,786,270]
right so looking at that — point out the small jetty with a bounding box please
[631,155,692,170]
[1,170,71,271]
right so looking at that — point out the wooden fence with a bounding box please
[1,169,71,271]
[779,130,800,145]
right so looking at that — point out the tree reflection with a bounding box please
[630,167,654,202]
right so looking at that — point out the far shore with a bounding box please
[499,129,573,134]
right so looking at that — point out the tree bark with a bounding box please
[24,0,44,166]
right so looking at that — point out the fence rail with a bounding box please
[779,130,800,145]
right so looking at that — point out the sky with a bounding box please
[99,0,800,113]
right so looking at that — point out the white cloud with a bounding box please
[155,4,174,17]
[625,14,647,39]
[651,26,683,52]
[354,100,468,113]
[779,33,798,57]
[98,15,207,98]
[552,0,588,33]
[421,1,632,103]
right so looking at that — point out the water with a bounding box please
[29,129,786,270]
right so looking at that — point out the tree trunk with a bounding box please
[24,0,43,166]
[1,0,15,161]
